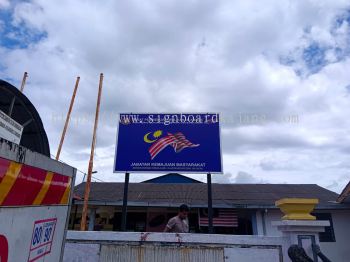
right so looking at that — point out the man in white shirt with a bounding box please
[164,204,190,233]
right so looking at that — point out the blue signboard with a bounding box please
[114,113,222,173]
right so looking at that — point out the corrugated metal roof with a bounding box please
[0,80,50,156]
[74,182,342,209]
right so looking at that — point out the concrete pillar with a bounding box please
[272,220,329,262]
[88,209,96,231]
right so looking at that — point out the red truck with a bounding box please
[0,139,76,262]
[0,79,76,262]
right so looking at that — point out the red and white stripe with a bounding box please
[199,209,238,227]
[149,135,177,160]
[170,133,199,153]
[148,132,199,160]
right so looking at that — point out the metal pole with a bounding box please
[20,72,28,93]
[56,76,80,160]
[8,97,15,117]
[207,173,213,234]
[80,73,104,231]
[72,204,78,229]
[59,169,76,262]
[121,172,130,231]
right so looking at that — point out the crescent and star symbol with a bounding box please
[144,130,162,143]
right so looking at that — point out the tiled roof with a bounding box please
[74,183,342,209]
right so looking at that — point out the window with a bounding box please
[314,213,336,242]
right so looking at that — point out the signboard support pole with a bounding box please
[121,172,130,231]
[207,173,214,234]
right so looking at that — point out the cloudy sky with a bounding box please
[1,0,350,192]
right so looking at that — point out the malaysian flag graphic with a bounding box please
[199,209,238,227]
[148,132,199,160]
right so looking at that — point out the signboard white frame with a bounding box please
[0,109,23,144]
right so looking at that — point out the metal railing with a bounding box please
[288,244,332,262]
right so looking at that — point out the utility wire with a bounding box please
[50,154,104,182]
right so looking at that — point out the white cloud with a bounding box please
[0,0,350,192]
[0,0,9,9]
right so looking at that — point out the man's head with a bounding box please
[178,204,190,219]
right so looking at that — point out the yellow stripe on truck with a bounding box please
[0,162,22,204]
[33,171,54,205]
[60,177,71,204]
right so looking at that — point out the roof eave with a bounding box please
[73,200,350,210]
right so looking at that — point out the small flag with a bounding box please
[199,209,238,227]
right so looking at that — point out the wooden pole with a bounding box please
[56,76,80,160]
[9,72,28,116]
[80,73,104,231]
[20,72,28,93]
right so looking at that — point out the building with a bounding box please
[338,181,350,203]
[70,174,350,261]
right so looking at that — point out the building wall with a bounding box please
[70,205,254,234]
[317,210,350,262]
[64,232,286,262]
[256,209,350,262]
